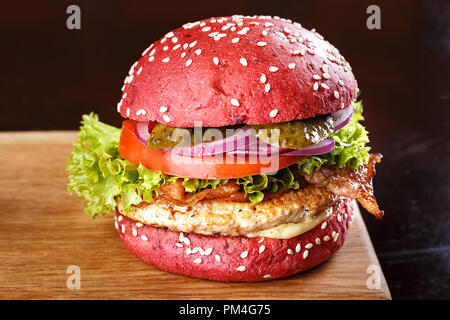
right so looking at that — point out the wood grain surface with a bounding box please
[0,131,390,300]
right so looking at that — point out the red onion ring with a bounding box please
[231,137,335,158]
[161,127,259,157]
[332,104,353,131]
[136,121,151,144]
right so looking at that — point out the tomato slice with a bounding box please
[119,120,304,179]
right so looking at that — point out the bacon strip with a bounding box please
[301,153,384,218]
[157,180,247,206]
[154,154,384,218]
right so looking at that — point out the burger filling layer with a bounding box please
[67,100,382,237]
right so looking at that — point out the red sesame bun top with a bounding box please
[117,15,357,127]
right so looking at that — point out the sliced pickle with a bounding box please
[147,114,334,150]
[248,114,334,149]
[147,123,242,149]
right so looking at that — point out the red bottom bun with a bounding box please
[115,198,354,282]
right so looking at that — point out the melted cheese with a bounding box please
[247,207,333,239]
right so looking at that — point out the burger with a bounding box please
[67,15,383,281]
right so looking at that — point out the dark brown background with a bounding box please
[1,0,449,299]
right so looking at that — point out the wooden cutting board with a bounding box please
[0,131,390,300]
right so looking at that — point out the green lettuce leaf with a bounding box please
[68,101,371,217]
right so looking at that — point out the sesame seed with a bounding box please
[258,238,265,243]
[237,266,246,272]
[334,233,340,242]
[141,46,151,56]
[162,115,171,122]
[202,26,211,32]
[288,63,296,69]
[189,41,197,47]
[126,108,130,117]
[181,52,186,58]
[321,222,327,229]
[260,74,266,83]
[172,44,181,51]
[213,57,219,65]
[204,248,213,255]
[160,38,166,43]
[183,237,190,246]
[322,65,329,73]
[162,57,170,63]
[193,258,202,264]
[159,106,168,113]
[148,56,155,62]
[239,57,248,66]
[117,101,122,113]
[263,274,272,279]
[175,242,183,248]
[240,250,248,258]
[287,249,293,255]
[265,83,271,92]
[136,222,143,227]
[269,109,278,118]
[337,214,342,222]
[264,22,274,27]
[185,248,192,255]
[186,59,193,67]
[136,109,146,116]
[340,103,345,109]
[149,48,156,56]
[303,250,309,259]
[136,67,143,75]
[195,49,202,55]
[231,98,240,106]
[315,238,321,245]
[307,48,316,55]
[334,91,340,99]
[332,231,336,238]
[323,73,331,79]
[321,83,330,90]
[163,46,168,51]
[200,22,206,27]
[338,80,345,86]
[269,66,279,72]
[348,220,353,228]
[232,37,240,43]
[295,243,301,253]
[114,221,118,230]
[262,30,268,36]
[259,245,265,254]
[324,235,331,241]
[215,254,221,262]
[183,43,188,49]
[257,41,267,46]
[141,235,148,241]
[313,75,321,80]
[344,213,348,220]
[305,243,313,249]
[165,31,174,38]
[237,28,249,35]
[313,82,319,91]
[172,37,178,43]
